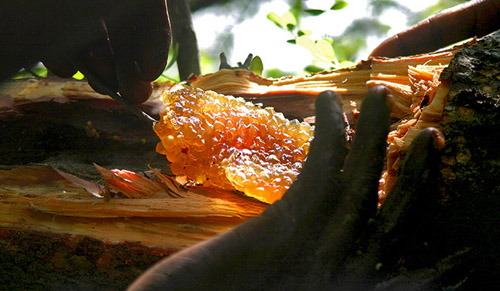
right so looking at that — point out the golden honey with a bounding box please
[154,87,314,204]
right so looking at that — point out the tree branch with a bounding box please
[168,0,201,80]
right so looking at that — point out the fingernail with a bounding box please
[316,90,342,113]
[369,85,394,111]
[430,128,445,150]
[119,79,153,104]
[385,90,394,113]
[418,127,445,150]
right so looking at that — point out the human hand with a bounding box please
[127,86,443,290]
[0,0,171,104]
[370,0,500,57]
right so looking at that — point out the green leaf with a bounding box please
[281,11,297,31]
[265,68,289,78]
[11,71,32,79]
[155,74,170,83]
[316,39,336,62]
[297,29,312,37]
[304,65,326,73]
[323,37,334,45]
[287,39,297,44]
[12,63,48,79]
[331,0,348,10]
[296,35,316,52]
[165,42,179,71]
[303,9,325,16]
[249,56,263,75]
[267,12,284,29]
[32,65,48,78]
[337,60,356,69]
[267,11,296,31]
[72,71,85,80]
[297,36,337,64]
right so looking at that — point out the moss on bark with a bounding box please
[434,30,500,285]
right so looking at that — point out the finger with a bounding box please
[342,85,392,216]
[63,15,121,96]
[378,127,443,229]
[369,0,500,57]
[108,33,154,104]
[310,86,392,273]
[128,211,292,290]
[115,68,154,104]
[281,91,347,210]
[353,128,444,284]
[105,0,167,103]
[132,0,171,81]
[128,230,249,290]
[77,42,120,96]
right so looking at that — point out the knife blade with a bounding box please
[77,65,158,126]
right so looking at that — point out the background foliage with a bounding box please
[184,0,469,78]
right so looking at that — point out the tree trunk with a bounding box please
[168,0,201,80]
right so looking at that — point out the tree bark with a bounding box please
[168,0,201,80]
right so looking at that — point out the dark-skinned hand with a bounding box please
[369,0,500,57]
[0,0,171,104]
[127,86,443,290]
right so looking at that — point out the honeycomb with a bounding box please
[154,87,314,204]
